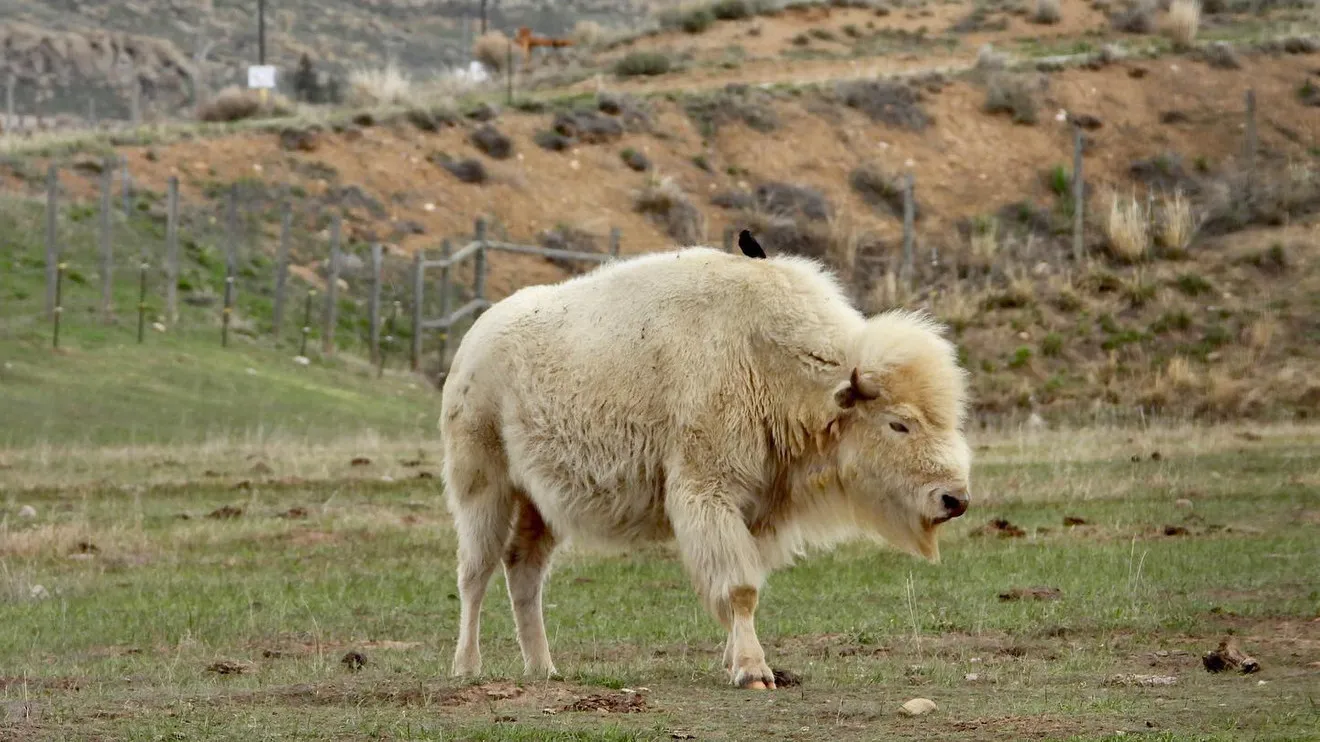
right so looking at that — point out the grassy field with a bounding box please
[2,423,1317,741]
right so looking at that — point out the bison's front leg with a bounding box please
[667,474,777,690]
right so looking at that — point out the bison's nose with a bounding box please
[940,489,970,519]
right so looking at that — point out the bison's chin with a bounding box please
[862,501,943,564]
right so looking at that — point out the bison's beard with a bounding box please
[862,496,943,564]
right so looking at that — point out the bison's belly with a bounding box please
[502,412,674,548]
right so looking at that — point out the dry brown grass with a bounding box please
[345,62,415,107]
[632,173,706,245]
[1167,0,1201,49]
[1157,188,1197,253]
[195,86,295,123]
[1244,315,1280,356]
[969,215,1000,267]
[473,30,512,74]
[1103,188,1150,262]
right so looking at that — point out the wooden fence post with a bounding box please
[473,217,488,317]
[506,41,514,105]
[99,161,114,323]
[1072,125,1085,264]
[52,261,64,348]
[369,243,383,367]
[45,164,58,320]
[901,172,915,281]
[165,175,179,324]
[322,213,341,355]
[272,200,291,339]
[299,289,315,358]
[4,74,13,135]
[609,227,621,258]
[88,98,97,128]
[130,78,141,126]
[722,226,733,253]
[436,239,452,375]
[380,300,399,379]
[1243,88,1257,195]
[137,260,148,344]
[221,183,238,348]
[410,249,423,372]
[121,159,132,216]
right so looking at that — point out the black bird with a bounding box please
[738,229,766,259]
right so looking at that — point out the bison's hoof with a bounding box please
[733,662,777,690]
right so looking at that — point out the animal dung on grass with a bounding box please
[998,586,1062,602]
[1202,639,1260,674]
[340,651,368,672]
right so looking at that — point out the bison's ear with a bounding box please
[833,367,882,409]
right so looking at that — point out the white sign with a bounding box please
[247,65,277,90]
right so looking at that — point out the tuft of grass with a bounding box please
[1156,188,1198,254]
[1111,0,1156,33]
[1103,189,1150,262]
[345,62,415,107]
[614,51,672,77]
[1166,0,1201,49]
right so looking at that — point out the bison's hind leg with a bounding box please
[446,437,517,678]
[503,495,560,679]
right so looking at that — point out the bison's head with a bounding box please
[829,310,972,563]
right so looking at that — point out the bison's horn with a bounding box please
[850,368,881,401]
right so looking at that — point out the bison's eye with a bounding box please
[889,421,910,434]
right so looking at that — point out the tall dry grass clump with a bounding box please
[1167,0,1201,48]
[1157,188,1197,253]
[473,30,512,73]
[346,62,414,107]
[1103,188,1149,262]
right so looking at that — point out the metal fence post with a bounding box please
[437,239,452,375]
[609,227,621,258]
[45,164,58,320]
[165,175,180,324]
[222,183,238,347]
[322,213,341,355]
[473,217,488,317]
[272,200,291,339]
[99,161,114,323]
[137,260,148,343]
[369,243,383,366]
[1243,88,1257,196]
[410,249,424,372]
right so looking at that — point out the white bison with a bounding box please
[439,245,973,689]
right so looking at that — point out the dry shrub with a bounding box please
[983,73,1039,125]
[1156,188,1197,253]
[345,62,414,107]
[1167,0,1201,48]
[1103,188,1149,262]
[474,30,511,74]
[633,174,706,245]
[572,20,606,48]
[1112,0,1156,33]
[196,85,294,123]
[837,80,930,130]
[1034,0,1062,24]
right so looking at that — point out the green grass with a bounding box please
[2,425,1317,740]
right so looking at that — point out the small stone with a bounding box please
[900,698,938,716]
[18,505,37,519]
[1175,498,1193,509]
[964,672,979,681]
